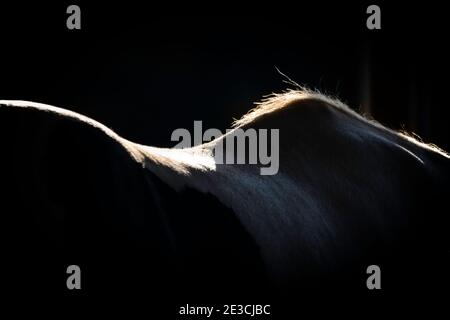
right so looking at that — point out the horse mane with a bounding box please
[232,88,351,128]
[232,88,449,158]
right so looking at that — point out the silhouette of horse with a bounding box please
[0,89,448,304]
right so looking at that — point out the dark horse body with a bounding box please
[0,91,448,313]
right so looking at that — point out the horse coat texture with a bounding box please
[0,90,449,302]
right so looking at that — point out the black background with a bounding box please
[0,1,448,316]
[0,2,448,150]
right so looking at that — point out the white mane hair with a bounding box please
[232,88,351,128]
[232,88,449,158]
